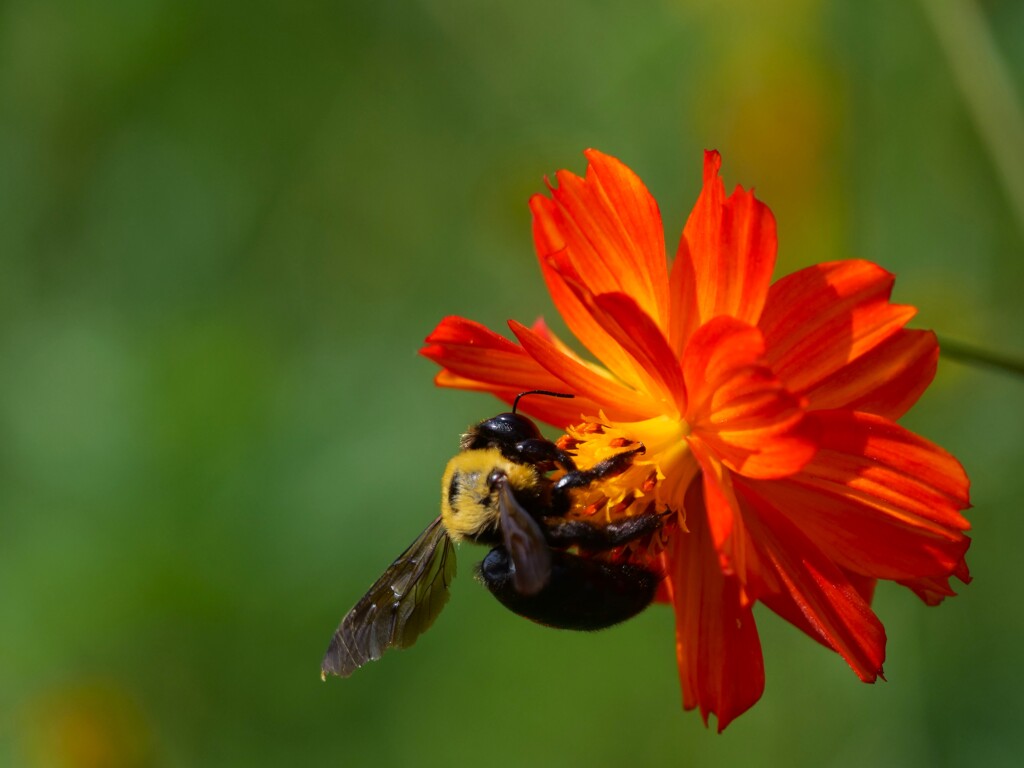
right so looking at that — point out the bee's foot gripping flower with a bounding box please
[421,150,971,731]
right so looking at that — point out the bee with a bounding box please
[320,391,665,679]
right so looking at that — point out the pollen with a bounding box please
[558,414,697,541]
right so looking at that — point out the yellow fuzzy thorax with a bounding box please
[440,448,540,542]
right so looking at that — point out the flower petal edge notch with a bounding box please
[420,149,972,731]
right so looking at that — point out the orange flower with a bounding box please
[421,150,971,731]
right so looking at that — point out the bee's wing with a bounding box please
[497,480,551,596]
[321,516,457,679]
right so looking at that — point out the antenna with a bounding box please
[512,390,574,414]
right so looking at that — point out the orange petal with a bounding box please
[660,482,764,732]
[422,317,604,427]
[798,329,938,420]
[422,316,563,387]
[843,569,879,605]
[758,260,922,415]
[740,489,887,682]
[431,371,594,430]
[589,291,687,414]
[669,150,777,351]
[509,320,658,422]
[557,279,687,411]
[683,317,816,479]
[526,315,647,393]
[532,222,650,389]
[899,559,972,606]
[756,573,883,663]
[687,440,754,592]
[533,150,670,325]
[738,410,971,583]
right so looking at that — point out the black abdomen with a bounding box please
[478,547,659,630]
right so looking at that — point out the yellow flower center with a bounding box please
[557,414,699,554]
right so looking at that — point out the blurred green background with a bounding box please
[2,0,1022,765]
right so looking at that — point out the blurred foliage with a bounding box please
[1,0,1022,766]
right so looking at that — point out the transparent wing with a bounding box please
[321,516,457,679]
[497,480,551,596]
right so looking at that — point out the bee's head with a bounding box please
[459,390,573,453]
[460,412,542,453]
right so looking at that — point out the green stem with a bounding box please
[938,336,1024,377]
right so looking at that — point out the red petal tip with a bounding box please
[703,149,723,181]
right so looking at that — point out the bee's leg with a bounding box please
[512,439,578,472]
[550,444,645,515]
[542,507,666,551]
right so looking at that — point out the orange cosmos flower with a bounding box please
[421,150,971,731]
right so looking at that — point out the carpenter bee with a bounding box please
[321,391,664,679]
